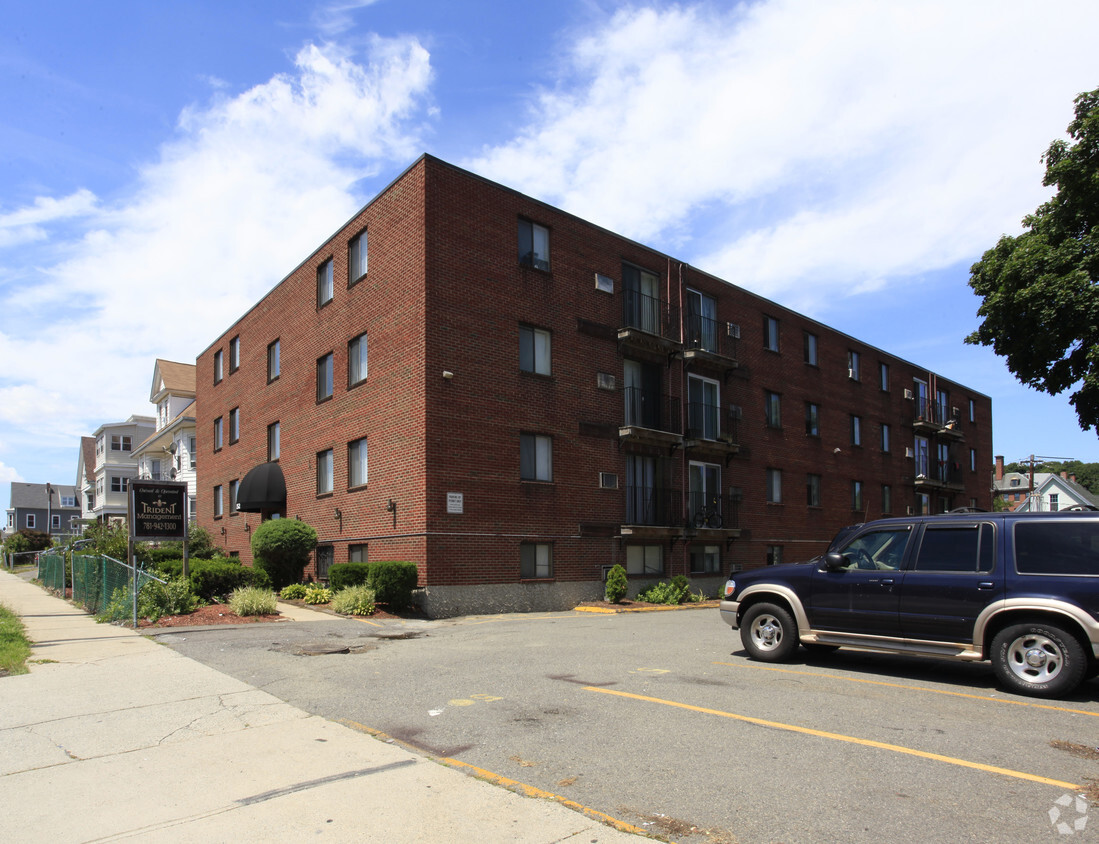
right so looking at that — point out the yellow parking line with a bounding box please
[585,687,1081,791]
[714,661,1099,718]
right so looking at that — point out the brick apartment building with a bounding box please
[196,154,992,617]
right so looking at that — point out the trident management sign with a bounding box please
[129,480,188,541]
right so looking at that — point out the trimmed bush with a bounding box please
[367,561,418,609]
[636,578,690,605]
[303,584,332,605]
[228,586,277,616]
[251,520,318,591]
[329,562,371,592]
[279,583,309,600]
[331,585,376,616]
[189,560,270,601]
[604,564,628,603]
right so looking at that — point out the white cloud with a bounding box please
[0,459,23,485]
[469,0,1099,311]
[0,36,434,449]
[0,189,97,248]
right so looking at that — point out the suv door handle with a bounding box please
[879,578,895,587]
[978,581,995,590]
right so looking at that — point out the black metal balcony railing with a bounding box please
[623,387,683,434]
[684,314,737,359]
[686,490,741,530]
[625,485,681,526]
[685,401,739,444]
[622,290,680,341]
[914,398,956,427]
[915,460,964,488]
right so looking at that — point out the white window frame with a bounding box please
[317,449,334,495]
[26,514,35,529]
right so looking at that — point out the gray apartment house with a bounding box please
[4,482,82,540]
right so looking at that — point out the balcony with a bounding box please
[622,485,682,539]
[912,399,964,441]
[914,461,965,491]
[686,490,742,537]
[620,388,683,448]
[683,401,740,459]
[683,314,738,370]
[619,290,681,356]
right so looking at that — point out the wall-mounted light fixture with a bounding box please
[334,507,343,532]
[386,499,397,528]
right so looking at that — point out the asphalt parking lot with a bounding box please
[155,607,1099,843]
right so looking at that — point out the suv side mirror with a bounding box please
[824,552,848,570]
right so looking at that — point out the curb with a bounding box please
[574,602,720,614]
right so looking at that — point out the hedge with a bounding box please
[367,561,418,609]
[329,562,371,591]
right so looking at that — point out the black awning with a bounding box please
[236,462,286,512]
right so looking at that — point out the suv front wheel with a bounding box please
[990,622,1087,698]
[740,603,799,662]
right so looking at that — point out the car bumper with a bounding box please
[719,600,740,629]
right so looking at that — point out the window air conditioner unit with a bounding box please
[599,472,618,490]
[904,389,915,400]
[597,372,616,391]
[594,273,614,294]
[727,322,741,339]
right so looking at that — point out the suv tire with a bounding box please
[990,622,1087,698]
[741,603,799,662]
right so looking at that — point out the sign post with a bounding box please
[128,480,188,628]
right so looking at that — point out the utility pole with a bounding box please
[1018,455,1075,510]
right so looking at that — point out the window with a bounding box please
[189,436,197,468]
[805,402,820,437]
[764,391,782,429]
[627,545,663,575]
[622,263,661,333]
[349,544,368,563]
[852,480,864,511]
[229,479,239,513]
[914,524,994,573]
[690,545,721,573]
[316,449,334,495]
[268,422,280,461]
[26,514,36,529]
[970,448,977,472]
[317,353,334,402]
[763,316,780,352]
[317,259,333,307]
[213,485,223,517]
[519,325,551,375]
[267,339,280,382]
[917,492,930,515]
[880,362,889,391]
[969,399,976,423]
[229,336,240,373]
[881,423,891,453]
[847,350,860,381]
[936,389,950,424]
[213,417,223,451]
[833,527,912,570]
[229,407,240,444]
[348,437,368,488]
[61,495,75,507]
[518,219,550,270]
[685,288,718,352]
[520,434,552,481]
[766,468,782,504]
[803,331,818,365]
[316,546,334,580]
[111,435,132,452]
[688,374,720,439]
[882,484,892,514]
[348,229,368,286]
[520,543,553,578]
[1015,521,1099,574]
[6,513,12,528]
[807,474,822,507]
[1049,493,1060,512]
[766,545,783,566]
[50,514,60,530]
[214,349,223,384]
[348,333,368,386]
[111,476,128,493]
[189,496,196,520]
[851,415,862,446]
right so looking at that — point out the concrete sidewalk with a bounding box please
[0,570,646,843]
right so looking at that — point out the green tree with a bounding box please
[966,88,1099,431]
[250,519,317,591]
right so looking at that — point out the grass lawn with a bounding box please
[0,602,31,675]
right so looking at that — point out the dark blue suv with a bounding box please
[719,512,1099,698]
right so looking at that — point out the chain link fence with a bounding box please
[38,551,164,620]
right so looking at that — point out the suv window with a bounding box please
[833,527,911,570]
[914,523,995,573]
[1015,520,1099,575]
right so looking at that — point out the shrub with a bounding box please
[303,584,332,604]
[329,562,371,591]
[251,520,317,591]
[636,579,690,605]
[279,583,309,600]
[604,564,628,603]
[330,585,376,616]
[189,559,270,601]
[137,578,199,622]
[367,561,418,609]
[229,586,277,616]
[143,524,219,564]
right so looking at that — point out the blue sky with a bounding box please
[2,0,1098,518]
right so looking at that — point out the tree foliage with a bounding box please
[967,88,1099,431]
